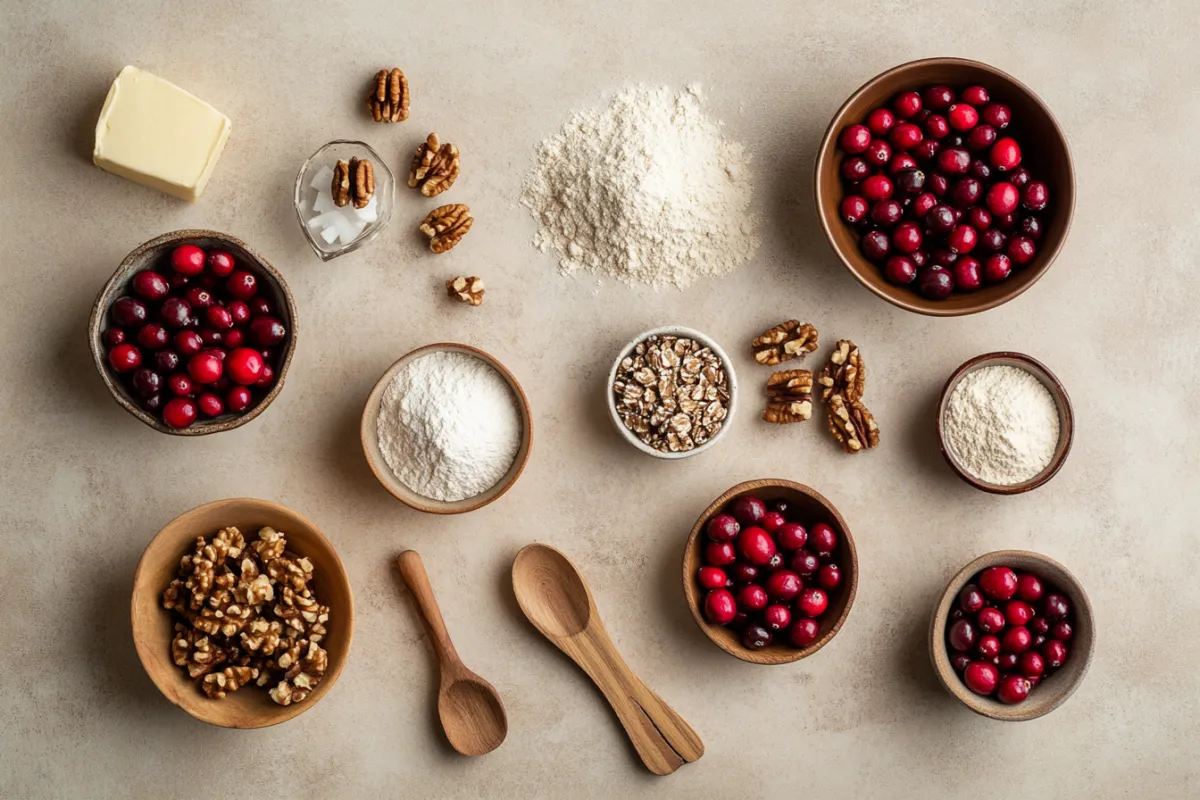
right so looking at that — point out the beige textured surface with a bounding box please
[2,1,1198,797]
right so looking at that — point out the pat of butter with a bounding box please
[93,66,231,201]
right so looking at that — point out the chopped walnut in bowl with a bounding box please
[606,326,738,459]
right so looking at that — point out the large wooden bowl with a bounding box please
[682,480,858,664]
[89,229,298,435]
[814,57,1075,316]
[928,550,1094,721]
[131,498,354,728]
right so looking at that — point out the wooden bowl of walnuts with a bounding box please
[131,498,354,728]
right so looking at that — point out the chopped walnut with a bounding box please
[420,204,473,254]
[447,275,485,306]
[752,320,818,366]
[827,393,880,453]
[409,132,460,197]
[763,369,814,424]
[818,339,865,402]
[202,666,259,699]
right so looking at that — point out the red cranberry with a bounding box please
[923,113,950,140]
[1005,601,1034,627]
[205,304,233,330]
[947,224,978,254]
[226,348,265,386]
[890,122,922,150]
[198,328,223,346]
[159,297,191,329]
[947,619,977,651]
[790,550,819,577]
[797,587,828,618]
[1042,639,1068,668]
[704,589,737,625]
[807,523,836,555]
[1043,593,1070,619]
[860,230,890,263]
[1002,626,1032,654]
[131,368,162,397]
[1050,621,1073,642]
[842,157,871,182]
[108,343,142,372]
[776,522,807,551]
[817,564,841,591]
[947,103,979,131]
[760,511,785,533]
[888,153,919,174]
[737,526,776,566]
[990,137,1022,171]
[925,204,957,235]
[841,195,869,224]
[103,328,127,348]
[112,296,149,328]
[142,393,163,412]
[763,604,792,632]
[730,496,766,526]
[889,222,921,253]
[136,323,168,349]
[977,607,1006,634]
[966,206,992,230]
[961,85,989,105]
[705,541,736,567]
[927,174,948,197]
[132,271,170,301]
[187,352,223,385]
[995,212,1018,231]
[923,85,954,110]
[1029,617,1050,636]
[981,102,1011,129]
[936,147,970,175]
[1019,651,1045,678]
[697,566,729,590]
[911,139,941,163]
[226,385,253,413]
[768,553,785,574]
[966,124,997,152]
[996,675,1031,705]
[969,159,992,181]
[197,392,225,417]
[1008,236,1037,265]
[174,330,203,356]
[918,267,954,300]
[1008,166,1031,187]
[170,244,206,276]
[154,350,180,373]
[951,653,971,672]
[959,584,985,614]
[932,249,958,267]
[1023,181,1049,211]
[979,566,1019,600]
[984,254,1012,282]
[839,124,872,154]
[949,178,982,210]
[730,563,759,584]
[913,193,937,217]
[979,229,1008,253]
[162,397,198,428]
[168,273,191,290]
[861,174,894,202]
[741,624,773,650]
[706,513,740,542]
[223,329,244,348]
[737,584,768,612]
[976,634,1001,659]
[894,168,926,195]
[184,288,213,310]
[1020,216,1043,241]
[893,91,922,118]
[964,661,999,696]
[885,255,918,285]
[871,199,904,227]
[765,570,803,602]
[984,182,1019,216]
[788,618,820,647]
[864,139,892,168]
[166,373,193,396]
[227,271,258,300]
[952,257,982,291]
[226,303,249,328]
[206,250,236,276]
[866,107,896,136]
[998,652,1019,672]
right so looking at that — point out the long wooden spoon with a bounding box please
[511,543,703,775]
[397,551,508,757]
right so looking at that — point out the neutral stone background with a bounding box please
[2,0,1198,797]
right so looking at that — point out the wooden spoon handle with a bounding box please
[397,551,461,666]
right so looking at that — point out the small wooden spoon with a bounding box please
[397,551,508,757]
[511,544,703,775]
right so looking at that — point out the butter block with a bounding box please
[93,66,231,201]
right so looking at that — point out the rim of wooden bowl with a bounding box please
[682,479,858,664]
[928,549,1094,721]
[936,352,1074,494]
[130,498,354,728]
[88,229,298,436]
[814,56,1076,317]
[360,343,533,514]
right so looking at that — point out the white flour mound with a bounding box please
[521,84,759,290]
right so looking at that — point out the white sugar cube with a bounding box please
[353,196,378,223]
[307,210,343,231]
[310,165,334,191]
[331,209,361,244]
[319,226,339,244]
[312,189,337,215]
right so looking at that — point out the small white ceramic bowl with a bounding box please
[606,326,738,460]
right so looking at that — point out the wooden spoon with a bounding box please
[397,551,508,757]
[511,544,703,775]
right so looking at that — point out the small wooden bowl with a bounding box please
[89,229,298,436]
[814,57,1075,316]
[682,480,858,664]
[929,550,1094,721]
[131,498,354,728]
[361,343,533,514]
[937,352,1074,494]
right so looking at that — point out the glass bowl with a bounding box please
[293,139,395,261]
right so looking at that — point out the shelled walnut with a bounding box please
[420,204,473,253]
[447,275,484,306]
[332,158,374,209]
[763,369,813,424]
[409,133,460,197]
[752,320,818,366]
[160,526,331,706]
[817,339,865,402]
[827,393,880,453]
[367,67,409,123]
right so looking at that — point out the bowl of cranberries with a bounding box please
[89,230,297,435]
[815,57,1074,316]
[683,479,858,664]
[929,550,1094,721]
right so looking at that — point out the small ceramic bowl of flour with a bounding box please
[937,353,1074,494]
[361,344,532,513]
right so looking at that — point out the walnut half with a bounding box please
[420,204,473,254]
[827,393,880,453]
[367,67,409,123]
[763,369,813,424]
[409,133,460,197]
[446,275,484,306]
[818,339,865,402]
[752,320,818,366]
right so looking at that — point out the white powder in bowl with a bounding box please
[942,364,1061,486]
[376,351,522,502]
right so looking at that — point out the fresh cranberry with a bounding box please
[842,158,872,183]
[1005,601,1034,627]
[984,254,1012,282]
[1002,626,1032,654]
[159,297,191,329]
[947,103,979,131]
[226,348,265,386]
[729,497,765,526]
[981,102,1012,129]
[959,584,985,614]
[187,352,223,384]
[162,397,198,429]
[977,607,1006,634]
[890,122,923,150]
[885,255,918,285]
[706,513,740,542]
[1050,621,1073,642]
[893,91,922,119]
[979,229,1008,253]
[741,624,773,650]
[154,350,180,373]
[797,587,828,618]
[108,343,142,372]
[704,589,737,625]
[131,271,170,301]
[1023,180,1049,211]
[817,564,841,591]
[203,304,232,330]
[931,249,958,267]
[912,193,937,218]
[959,85,988,105]
[135,323,168,349]
[841,195,869,224]
[947,224,978,254]
[174,329,203,356]
[990,137,1022,171]
[730,564,759,585]
[839,124,872,154]
[969,160,992,182]
[976,634,1001,659]
[804,523,834,555]
[1042,639,1068,668]
[996,675,1031,705]
[926,204,957,235]
[697,566,729,590]
[759,511,785,533]
[966,124,997,153]
[1044,593,1070,619]
[1019,216,1043,241]
[197,392,225,417]
[979,566,1019,600]
[182,288,211,311]
[166,373,193,396]
[911,139,941,163]
[995,212,1018,231]
[142,393,163,413]
[206,250,236,276]
[226,385,253,412]
[1008,166,1031,187]
[888,153,919,175]
[171,244,206,276]
[112,296,149,328]
[776,522,807,551]
[861,174,894,202]
[865,139,892,168]
[257,364,275,387]
[224,303,249,329]
[952,257,982,291]
[753,604,789,633]
[936,147,970,175]
[927,174,948,197]
[894,168,926,195]
[765,570,803,602]
[983,182,1018,216]
[951,653,971,672]
[227,271,258,300]
[998,653,1019,672]
[967,206,992,230]
[737,526,776,566]
[887,222,920,254]
[737,584,769,612]
[198,328,223,346]
[871,199,904,227]
[918,267,954,300]
[168,273,190,291]
[860,230,890,263]
[1008,236,1037,265]
[131,368,161,397]
[705,541,737,567]
[1029,617,1050,636]
[964,661,999,696]
[922,85,954,110]
[947,619,977,651]
[923,113,950,140]
[788,617,821,647]
[223,329,244,348]
[1019,651,1045,678]
[103,328,127,348]
[866,107,896,136]
[949,178,982,209]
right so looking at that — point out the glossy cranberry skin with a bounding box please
[787,550,817,578]
[706,513,740,543]
[866,107,896,136]
[948,103,979,131]
[885,255,917,285]
[803,523,833,555]
[957,84,986,105]
[947,224,978,254]
[129,367,161,397]
[964,661,999,696]
[861,174,894,202]
[173,330,203,357]
[841,156,872,182]
[755,511,783,534]
[981,102,1011,129]
[181,289,211,312]
[134,323,167,349]
[704,589,737,625]
[918,267,954,300]
[952,257,982,291]
[1005,601,1034,627]
[1019,651,1045,678]
[841,195,869,224]
[227,271,258,300]
[811,563,840,590]
[981,183,1018,217]
[797,587,828,618]
[1018,216,1043,241]
[860,230,890,263]
[697,566,729,590]
[890,122,923,150]
[995,212,1018,232]
[911,193,937,218]
[788,618,820,647]
[870,199,903,227]
[225,348,265,386]
[226,385,253,412]
[112,296,150,328]
[966,124,997,153]
[1029,617,1050,636]
[951,653,972,673]
[990,137,1022,171]
[983,254,1012,283]
[152,349,180,373]
[979,567,1019,600]
[108,343,142,372]
[976,634,1001,659]
[1008,236,1037,265]
[997,675,1031,705]
[894,168,926,196]
[132,271,170,301]
[187,352,223,385]
[737,584,769,612]
[730,563,759,585]
[949,178,982,210]
[103,328,128,348]
[776,522,807,551]
[947,619,977,651]
[737,526,776,566]
[1044,593,1070,619]
[197,392,225,417]
[1008,166,1031,187]
[893,91,922,118]
[967,206,992,230]
[758,604,790,632]
[977,607,1006,634]
[922,205,954,236]
[864,139,892,168]
[1023,180,1050,211]
[888,153,919,175]
[911,139,941,164]
[765,570,803,602]
[920,85,953,110]
[169,244,205,276]
[978,229,1007,253]
[1050,621,1073,642]
[741,624,773,650]
[936,147,970,175]
[1042,639,1068,668]
[923,113,950,140]
[959,584,985,614]
[839,124,872,154]
[204,250,235,276]
[166,373,193,396]
[1002,626,1033,654]
[887,223,921,256]
[705,541,737,567]
[162,397,198,428]
[158,297,191,329]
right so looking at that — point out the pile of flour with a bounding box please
[521,84,759,289]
